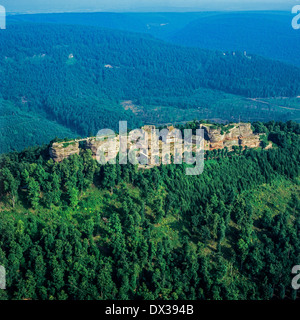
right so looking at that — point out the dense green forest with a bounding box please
[1,22,300,154]
[7,12,205,38]
[168,11,300,68]
[10,11,300,67]
[0,99,78,154]
[0,121,299,300]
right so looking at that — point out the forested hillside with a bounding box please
[167,11,300,68]
[7,12,208,38]
[1,22,300,154]
[0,121,299,300]
[0,99,77,154]
[10,11,300,67]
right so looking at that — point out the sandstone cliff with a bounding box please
[201,123,261,150]
[49,123,264,162]
[85,137,120,161]
[49,141,80,162]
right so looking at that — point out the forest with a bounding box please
[9,11,300,67]
[0,120,299,300]
[1,22,300,154]
[168,11,300,68]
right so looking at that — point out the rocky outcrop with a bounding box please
[202,125,225,143]
[201,123,261,151]
[85,137,120,161]
[223,139,239,149]
[85,139,104,157]
[49,123,265,162]
[49,142,80,162]
[143,125,157,143]
[226,123,253,139]
[265,142,273,150]
[239,136,261,148]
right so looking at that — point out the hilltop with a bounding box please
[48,122,269,164]
[0,120,298,300]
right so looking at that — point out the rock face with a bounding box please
[49,142,80,162]
[143,125,157,143]
[85,139,105,157]
[239,136,261,148]
[201,123,261,150]
[49,123,264,162]
[223,139,239,149]
[85,137,120,161]
[226,123,253,139]
[204,126,225,143]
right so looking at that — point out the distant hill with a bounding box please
[7,12,205,37]
[167,11,300,67]
[1,22,300,153]
[8,11,300,67]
